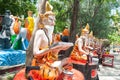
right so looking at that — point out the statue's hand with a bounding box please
[89,52,94,56]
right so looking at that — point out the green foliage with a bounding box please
[77,0,113,39]
[1,0,119,43]
[0,0,37,17]
[50,0,73,33]
[101,39,111,48]
[108,31,120,44]
[49,0,120,44]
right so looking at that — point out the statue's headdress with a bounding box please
[89,31,93,38]
[38,1,55,28]
[44,1,55,16]
[46,1,53,12]
[81,23,90,35]
[5,10,11,15]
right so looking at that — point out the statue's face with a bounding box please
[82,31,89,38]
[44,15,55,35]
[42,15,55,26]
[39,11,56,26]
[28,11,33,17]
[39,12,55,35]
[47,15,55,26]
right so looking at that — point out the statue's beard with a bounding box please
[45,25,54,42]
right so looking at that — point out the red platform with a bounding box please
[70,58,98,80]
[102,54,114,67]
[13,68,84,80]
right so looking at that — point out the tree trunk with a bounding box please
[69,0,79,43]
[25,0,48,66]
[65,0,80,57]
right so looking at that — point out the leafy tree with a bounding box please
[50,0,73,33]
[108,10,120,44]
[69,0,79,43]
[50,0,120,41]
[0,0,37,17]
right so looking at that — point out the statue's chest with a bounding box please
[40,34,50,48]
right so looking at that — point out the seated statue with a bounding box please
[13,1,86,80]
[28,1,71,80]
[70,23,93,63]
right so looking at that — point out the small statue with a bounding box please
[24,10,34,41]
[61,27,69,42]
[0,10,13,49]
[10,16,28,50]
[0,10,13,38]
[70,23,93,62]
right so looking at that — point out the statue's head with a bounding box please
[89,31,93,38]
[38,1,56,28]
[81,23,90,36]
[28,10,33,17]
[39,11,55,26]
[5,10,11,15]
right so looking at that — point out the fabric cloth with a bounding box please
[10,35,29,50]
[25,16,34,41]
[32,51,58,66]
[0,49,26,66]
[31,47,59,80]
[62,28,69,36]
[10,35,22,50]
[70,44,87,63]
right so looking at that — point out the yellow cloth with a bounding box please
[27,17,34,34]
[31,47,59,80]
[70,44,87,61]
[54,34,61,42]
[62,28,69,36]
[32,47,58,66]
[25,16,34,41]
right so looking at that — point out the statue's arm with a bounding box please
[33,30,49,56]
[78,38,88,55]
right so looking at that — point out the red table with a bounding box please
[102,54,114,67]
